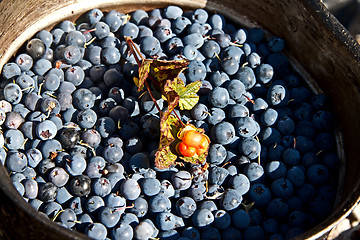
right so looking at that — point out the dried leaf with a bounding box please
[155,146,178,169]
[180,152,207,165]
[152,58,189,83]
[160,95,179,124]
[242,202,255,212]
[136,59,152,91]
[133,77,140,89]
[136,58,189,92]
[155,114,180,169]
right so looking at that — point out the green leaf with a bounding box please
[178,81,202,110]
[164,80,202,110]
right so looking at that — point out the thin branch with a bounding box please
[144,80,162,114]
[125,36,145,64]
[171,108,185,128]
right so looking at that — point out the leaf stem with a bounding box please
[125,36,162,91]
[144,80,162,114]
[171,109,185,128]
[148,75,162,90]
[125,36,145,65]
[126,36,162,115]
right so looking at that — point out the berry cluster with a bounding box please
[1,5,340,240]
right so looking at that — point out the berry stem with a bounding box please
[242,93,255,104]
[82,28,96,34]
[114,203,135,212]
[51,210,65,221]
[78,140,96,156]
[255,135,261,165]
[84,37,97,48]
[38,83,43,96]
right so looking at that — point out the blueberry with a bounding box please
[244,162,265,183]
[208,87,230,108]
[85,223,107,240]
[33,59,52,75]
[26,38,46,60]
[240,137,261,160]
[65,66,85,86]
[15,54,33,71]
[257,63,274,84]
[69,175,91,197]
[4,83,22,104]
[38,182,58,202]
[192,208,214,228]
[220,189,242,211]
[120,22,139,40]
[98,206,121,228]
[36,120,57,140]
[271,178,294,199]
[243,225,266,240]
[16,73,35,93]
[4,129,25,150]
[112,223,134,240]
[171,171,192,190]
[266,198,289,221]
[72,88,95,110]
[235,116,259,138]
[210,121,236,145]
[49,167,69,187]
[120,179,141,200]
[102,47,121,65]
[192,9,208,24]
[86,9,103,25]
[63,45,82,65]
[183,33,204,49]
[135,221,157,240]
[140,177,161,197]
[208,144,227,165]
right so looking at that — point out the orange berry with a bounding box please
[178,141,196,157]
[182,130,203,148]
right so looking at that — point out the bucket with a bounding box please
[0,0,359,239]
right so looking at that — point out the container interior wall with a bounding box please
[0,0,360,239]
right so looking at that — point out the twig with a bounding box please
[125,36,145,64]
[144,80,162,113]
[171,109,185,128]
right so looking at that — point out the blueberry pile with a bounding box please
[0,5,340,240]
